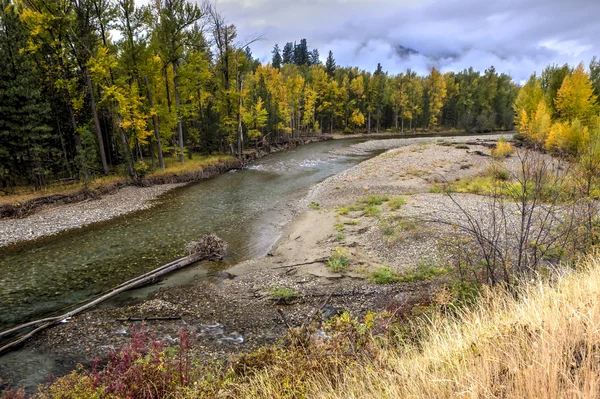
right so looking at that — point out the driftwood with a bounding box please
[116,316,182,322]
[0,234,226,354]
[273,258,328,269]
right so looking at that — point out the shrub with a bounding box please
[269,287,297,302]
[371,266,397,284]
[359,195,390,206]
[397,259,448,282]
[309,202,320,210]
[334,223,345,232]
[327,247,351,272]
[491,136,515,158]
[336,207,350,215]
[363,204,381,217]
[388,197,406,211]
[35,328,192,399]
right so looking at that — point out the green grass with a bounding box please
[309,202,321,210]
[268,287,297,302]
[334,223,345,232]
[345,220,359,226]
[388,196,406,211]
[326,247,351,272]
[370,266,397,284]
[336,206,350,215]
[363,204,381,217]
[397,259,448,283]
[335,232,345,241]
[359,194,390,206]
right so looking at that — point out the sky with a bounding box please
[138,0,600,82]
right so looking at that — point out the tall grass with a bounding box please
[232,255,600,398]
[11,256,600,398]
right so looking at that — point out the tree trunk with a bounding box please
[69,106,88,180]
[173,62,185,163]
[85,68,109,175]
[56,117,70,176]
[145,76,165,169]
[237,77,244,157]
[368,111,371,134]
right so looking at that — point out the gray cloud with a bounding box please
[203,0,600,81]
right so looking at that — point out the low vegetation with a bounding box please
[370,266,397,284]
[326,247,351,272]
[396,259,448,282]
[268,287,297,303]
[491,136,515,158]
[10,255,600,399]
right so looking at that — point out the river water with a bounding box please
[1,137,393,390]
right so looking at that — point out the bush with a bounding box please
[388,197,406,211]
[35,328,192,399]
[134,160,150,178]
[359,195,390,206]
[491,137,514,158]
[309,202,320,210]
[363,204,381,217]
[371,266,397,284]
[397,259,448,282]
[269,287,297,302]
[327,247,351,272]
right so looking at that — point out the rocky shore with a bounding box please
[0,184,183,248]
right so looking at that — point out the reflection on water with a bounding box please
[0,139,371,332]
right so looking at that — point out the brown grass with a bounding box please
[225,255,600,398]
[0,154,234,207]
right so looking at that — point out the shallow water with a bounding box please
[0,139,376,333]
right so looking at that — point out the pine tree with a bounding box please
[282,42,294,64]
[309,48,320,65]
[325,50,336,77]
[271,44,282,68]
[293,39,309,66]
[0,0,53,188]
[244,46,253,61]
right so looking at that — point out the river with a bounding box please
[0,137,392,390]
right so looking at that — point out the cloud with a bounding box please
[200,0,600,81]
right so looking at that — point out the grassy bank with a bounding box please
[5,253,599,398]
[0,154,234,207]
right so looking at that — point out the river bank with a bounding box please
[4,133,523,381]
[0,137,330,249]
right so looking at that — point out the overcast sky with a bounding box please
[139,0,600,82]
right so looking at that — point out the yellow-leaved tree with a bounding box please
[555,63,598,127]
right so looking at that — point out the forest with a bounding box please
[0,0,523,190]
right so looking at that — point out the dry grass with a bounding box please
[150,154,233,177]
[229,255,600,398]
[0,175,127,206]
[0,154,233,206]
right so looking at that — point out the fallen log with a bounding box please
[115,316,182,322]
[0,234,226,354]
[273,258,328,269]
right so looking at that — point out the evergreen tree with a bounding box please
[0,0,53,189]
[244,46,253,61]
[271,44,282,68]
[294,39,309,66]
[309,48,320,65]
[282,42,294,64]
[325,50,336,77]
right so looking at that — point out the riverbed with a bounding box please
[0,133,510,392]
